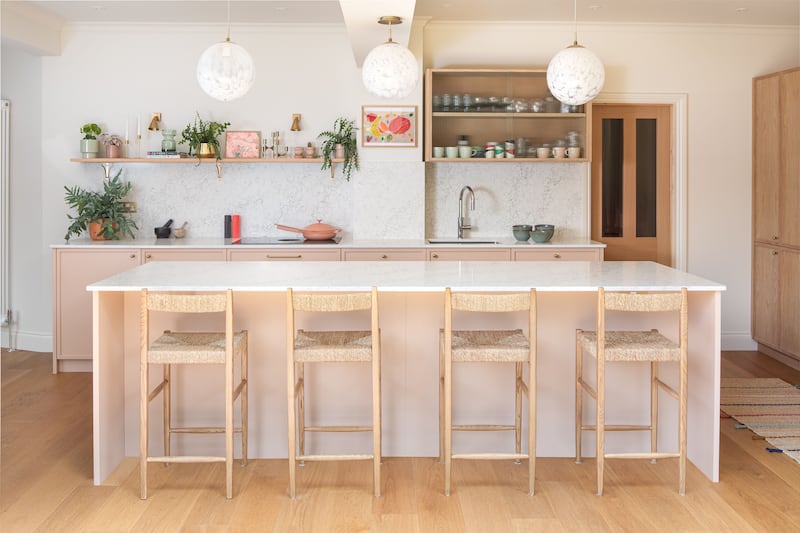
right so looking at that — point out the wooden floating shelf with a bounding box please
[431,112,585,119]
[70,158,342,164]
[426,158,588,163]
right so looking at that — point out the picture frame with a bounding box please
[362,106,417,147]
[224,131,261,159]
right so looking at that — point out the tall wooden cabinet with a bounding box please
[752,67,800,366]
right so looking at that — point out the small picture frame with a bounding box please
[225,131,261,159]
[362,106,417,147]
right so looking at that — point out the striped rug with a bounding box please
[720,377,800,463]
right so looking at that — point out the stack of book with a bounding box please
[146,151,190,159]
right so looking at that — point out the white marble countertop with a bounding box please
[53,236,605,249]
[88,260,724,293]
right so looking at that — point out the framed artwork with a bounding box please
[362,106,417,147]
[225,131,261,159]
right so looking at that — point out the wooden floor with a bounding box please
[3,349,800,532]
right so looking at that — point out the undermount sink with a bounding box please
[427,238,501,245]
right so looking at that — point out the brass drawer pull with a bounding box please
[553,253,561,259]
[267,254,302,259]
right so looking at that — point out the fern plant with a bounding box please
[64,170,138,241]
[318,117,359,181]
[178,112,230,158]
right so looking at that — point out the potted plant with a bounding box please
[80,123,102,158]
[318,117,359,181]
[101,134,123,158]
[178,112,230,159]
[63,170,138,241]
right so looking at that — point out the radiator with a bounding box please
[1,100,9,328]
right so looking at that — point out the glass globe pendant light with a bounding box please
[197,0,255,102]
[546,0,605,106]
[362,16,419,99]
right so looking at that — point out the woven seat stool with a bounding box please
[286,287,381,498]
[576,287,688,496]
[440,288,537,496]
[139,289,248,500]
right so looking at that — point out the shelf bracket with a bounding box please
[101,162,113,181]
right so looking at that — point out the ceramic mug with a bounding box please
[459,145,473,158]
[445,146,459,158]
[552,146,567,159]
[536,147,551,158]
[566,146,581,159]
[433,146,445,158]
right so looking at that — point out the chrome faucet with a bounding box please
[457,185,475,239]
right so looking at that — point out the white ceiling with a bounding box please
[5,1,798,63]
[18,0,800,26]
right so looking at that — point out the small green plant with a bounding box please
[101,134,123,147]
[80,123,102,140]
[178,112,230,158]
[318,117,359,181]
[64,170,138,241]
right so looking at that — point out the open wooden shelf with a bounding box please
[70,157,341,164]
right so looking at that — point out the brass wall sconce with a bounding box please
[290,114,301,131]
[148,113,162,131]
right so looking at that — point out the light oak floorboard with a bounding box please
[3,349,800,532]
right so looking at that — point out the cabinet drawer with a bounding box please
[513,248,602,261]
[343,249,427,261]
[428,249,511,261]
[227,249,341,261]
[143,249,226,262]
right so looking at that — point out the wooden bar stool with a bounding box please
[139,289,248,499]
[576,287,688,496]
[440,288,537,496]
[286,287,381,498]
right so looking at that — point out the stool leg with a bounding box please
[140,357,149,500]
[298,362,305,465]
[679,356,687,495]
[444,347,453,496]
[651,361,658,463]
[241,337,249,467]
[226,348,234,499]
[596,351,605,496]
[575,330,583,464]
[438,337,445,464]
[515,362,523,463]
[372,344,382,498]
[164,364,171,460]
[528,358,536,496]
[287,357,297,499]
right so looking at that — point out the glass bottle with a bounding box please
[161,129,177,152]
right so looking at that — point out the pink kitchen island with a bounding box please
[88,260,724,485]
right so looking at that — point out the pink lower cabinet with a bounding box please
[513,248,603,261]
[227,249,341,261]
[342,248,427,261]
[428,248,512,261]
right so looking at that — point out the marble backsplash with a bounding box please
[426,162,589,241]
[112,160,586,242]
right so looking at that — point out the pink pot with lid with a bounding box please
[275,220,341,240]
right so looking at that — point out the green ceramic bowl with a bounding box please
[531,229,554,243]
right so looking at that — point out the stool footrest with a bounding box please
[604,452,681,460]
[296,454,374,461]
[170,427,243,434]
[304,425,372,432]
[452,453,529,460]
[453,424,515,431]
[581,424,653,432]
[148,456,226,463]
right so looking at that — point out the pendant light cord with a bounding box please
[572,0,578,45]
[225,0,231,42]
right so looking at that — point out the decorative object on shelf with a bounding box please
[318,116,359,181]
[224,131,261,159]
[63,170,138,241]
[80,123,102,158]
[303,142,316,159]
[362,16,419,99]
[173,221,188,239]
[546,0,605,106]
[160,129,177,152]
[291,114,301,131]
[362,106,416,147]
[179,112,230,159]
[147,113,161,131]
[196,0,254,102]
[102,134,123,158]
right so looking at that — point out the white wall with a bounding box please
[1,45,48,351]
[2,18,799,352]
[424,21,799,350]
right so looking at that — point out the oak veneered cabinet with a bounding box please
[752,67,800,364]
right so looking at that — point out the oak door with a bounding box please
[591,104,672,265]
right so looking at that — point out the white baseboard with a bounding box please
[1,329,52,352]
[722,333,758,351]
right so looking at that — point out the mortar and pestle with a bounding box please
[154,219,173,238]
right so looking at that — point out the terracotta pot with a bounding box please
[88,219,117,240]
[304,146,316,158]
[276,220,341,240]
[197,143,215,158]
[106,144,121,158]
[334,144,345,159]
